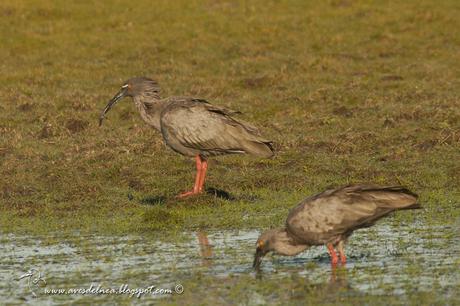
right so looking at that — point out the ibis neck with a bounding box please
[134,95,170,132]
[272,228,309,256]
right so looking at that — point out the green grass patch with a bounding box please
[0,0,459,236]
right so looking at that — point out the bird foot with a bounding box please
[176,190,202,198]
[327,244,339,266]
[330,257,339,266]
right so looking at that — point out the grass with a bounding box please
[1,5,460,304]
[1,0,459,234]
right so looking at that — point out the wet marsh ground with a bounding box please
[2,223,459,305]
[1,0,459,304]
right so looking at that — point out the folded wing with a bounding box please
[161,99,274,158]
[286,185,419,243]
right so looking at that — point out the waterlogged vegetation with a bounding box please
[1,0,459,304]
[2,224,459,305]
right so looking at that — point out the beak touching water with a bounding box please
[99,87,128,126]
[253,247,264,270]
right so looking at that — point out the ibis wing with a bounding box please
[160,101,270,155]
[286,185,419,241]
[286,195,379,240]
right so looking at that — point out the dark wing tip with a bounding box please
[384,186,419,199]
[266,141,275,154]
[409,202,422,209]
[191,98,210,104]
[353,185,419,199]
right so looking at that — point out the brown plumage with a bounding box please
[99,77,274,197]
[253,184,420,269]
[160,98,273,159]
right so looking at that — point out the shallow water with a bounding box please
[1,221,459,304]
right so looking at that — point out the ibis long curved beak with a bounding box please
[99,87,128,126]
[253,247,264,270]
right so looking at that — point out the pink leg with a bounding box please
[177,155,203,198]
[327,243,339,266]
[197,159,208,193]
[337,240,346,265]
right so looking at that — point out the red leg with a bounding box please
[177,156,203,198]
[192,156,203,193]
[327,243,339,266]
[197,159,208,192]
[337,240,346,265]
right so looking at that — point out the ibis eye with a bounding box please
[121,84,129,89]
